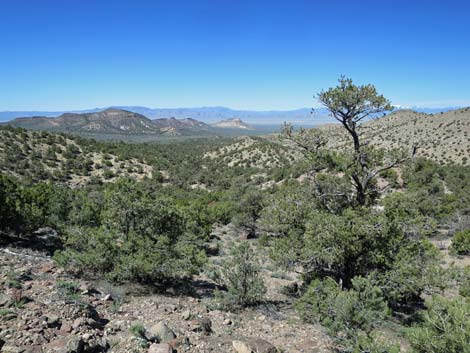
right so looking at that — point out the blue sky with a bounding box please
[1,0,469,110]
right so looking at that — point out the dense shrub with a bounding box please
[450,229,470,255]
[372,240,441,309]
[0,174,22,233]
[407,296,470,353]
[459,267,470,298]
[272,208,404,286]
[0,174,69,234]
[260,182,318,239]
[296,276,397,352]
[54,179,207,283]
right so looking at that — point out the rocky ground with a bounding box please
[0,227,331,353]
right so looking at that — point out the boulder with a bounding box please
[65,337,85,353]
[47,315,61,328]
[1,346,25,353]
[0,293,12,307]
[148,343,173,353]
[232,338,278,353]
[148,322,176,343]
[46,336,85,353]
[168,336,190,351]
[197,317,212,335]
[181,309,191,320]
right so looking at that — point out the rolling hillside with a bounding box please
[0,126,153,186]
[320,107,470,165]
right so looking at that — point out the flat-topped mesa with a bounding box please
[211,118,252,129]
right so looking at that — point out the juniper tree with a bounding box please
[317,76,414,206]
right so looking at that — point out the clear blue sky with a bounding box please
[1,0,469,111]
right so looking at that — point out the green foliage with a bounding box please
[318,77,393,121]
[260,182,318,240]
[54,227,117,276]
[459,267,470,298]
[460,282,470,298]
[372,240,441,309]
[407,296,470,353]
[56,280,81,301]
[318,76,395,206]
[280,209,404,286]
[6,271,22,289]
[213,242,266,309]
[0,173,69,234]
[383,192,438,237]
[130,322,149,348]
[0,174,23,233]
[129,322,146,338]
[230,185,265,234]
[402,158,469,223]
[55,179,207,283]
[268,198,441,311]
[450,229,470,255]
[296,276,395,352]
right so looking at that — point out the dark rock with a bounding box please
[197,317,212,335]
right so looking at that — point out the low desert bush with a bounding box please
[450,229,470,255]
[212,242,266,309]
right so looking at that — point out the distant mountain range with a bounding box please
[0,106,322,125]
[1,108,260,138]
[0,105,464,125]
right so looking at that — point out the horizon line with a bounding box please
[1,103,470,113]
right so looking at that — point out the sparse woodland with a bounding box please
[1,79,470,353]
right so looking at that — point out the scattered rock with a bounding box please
[47,336,85,353]
[168,336,190,351]
[148,343,173,353]
[1,346,26,353]
[47,315,61,328]
[181,309,191,320]
[0,293,12,307]
[148,322,176,343]
[101,294,112,301]
[232,338,278,353]
[197,317,212,335]
[65,336,85,353]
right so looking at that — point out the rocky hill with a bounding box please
[3,109,214,138]
[320,107,470,165]
[7,109,162,135]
